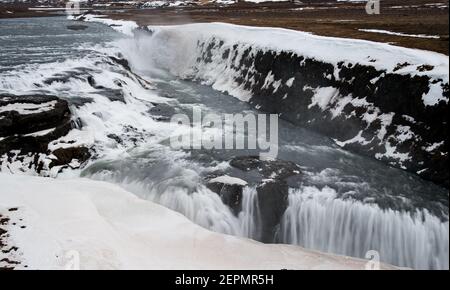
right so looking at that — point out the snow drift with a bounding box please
[0,173,396,270]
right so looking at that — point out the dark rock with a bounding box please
[66,25,88,31]
[49,147,91,168]
[66,97,93,108]
[0,94,92,173]
[97,89,125,103]
[393,62,411,72]
[256,180,289,243]
[109,56,131,72]
[206,179,244,216]
[223,156,301,241]
[230,156,301,180]
[0,116,71,156]
[135,26,154,36]
[148,102,177,121]
[228,156,298,242]
[417,64,434,72]
[107,134,123,145]
[0,94,71,138]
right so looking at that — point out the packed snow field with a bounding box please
[0,16,448,270]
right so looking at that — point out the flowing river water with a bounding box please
[0,16,448,270]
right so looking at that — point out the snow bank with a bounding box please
[0,173,394,270]
[72,14,138,36]
[141,22,448,81]
[0,100,57,115]
[79,17,448,81]
[209,175,248,186]
[359,29,441,39]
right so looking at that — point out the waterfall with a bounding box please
[90,166,448,269]
[88,169,262,238]
[279,186,449,270]
[239,187,261,240]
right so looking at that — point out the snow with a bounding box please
[286,77,295,87]
[209,175,248,186]
[142,0,168,7]
[74,14,138,37]
[82,19,448,82]
[213,0,236,4]
[395,125,414,142]
[359,29,441,39]
[308,87,338,110]
[0,101,57,115]
[424,141,444,152]
[334,131,371,147]
[422,82,448,106]
[0,173,393,270]
[375,141,411,165]
[24,128,55,137]
[79,17,448,121]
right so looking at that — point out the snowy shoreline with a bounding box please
[0,173,397,270]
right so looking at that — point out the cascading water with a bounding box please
[279,186,449,270]
[89,161,450,270]
[239,187,261,240]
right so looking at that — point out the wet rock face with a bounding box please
[230,156,301,181]
[207,156,301,243]
[229,156,301,242]
[0,95,70,138]
[0,94,91,175]
[66,25,88,31]
[206,180,244,216]
[256,181,289,243]
[198,39,449,188]
[50,147,91,168]
[148,102,177,122]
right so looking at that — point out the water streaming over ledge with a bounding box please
[278,187,449,270]
[89,171,449,270]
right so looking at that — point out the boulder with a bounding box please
[256,180,289,243]
[206,175,248,216]
[0,94,91,174]
[50,147,91,168]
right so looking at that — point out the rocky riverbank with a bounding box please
[0,94,91,175]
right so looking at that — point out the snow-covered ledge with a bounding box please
[0,174,397,270]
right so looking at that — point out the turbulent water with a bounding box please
[0,17,448,269]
